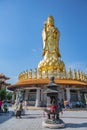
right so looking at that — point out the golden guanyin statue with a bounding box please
[17,16,87,81]
[38,16,65,76]
[42,16,61,59]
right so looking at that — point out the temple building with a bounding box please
[0,73,10,89]
[8,16,87,107]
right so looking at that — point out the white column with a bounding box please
[62,89,65,99]
[77,90,81,100]
[66,88,70,101]
[15,90,23,105]
[12,92,15,103]
[43,93,47,107]
[24,90,29,100]
[40,89,44,106]
[41,89,44,101]
[35,88,40,107]
[15,90,19,106]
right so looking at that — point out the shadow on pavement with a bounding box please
[0,111,14,124]
[66,123,87,128]
[21,115,42,119]
[61,116,87,119]
[24,113,41,116]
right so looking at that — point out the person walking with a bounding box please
[0,99,2,112]
[85,98,87,109]
[15,100,23,118]
[64,100,69,110]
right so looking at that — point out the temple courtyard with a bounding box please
[0,107,87,130]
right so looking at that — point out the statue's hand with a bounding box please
[53,33,57,39]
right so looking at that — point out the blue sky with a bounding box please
[0,0,87,84]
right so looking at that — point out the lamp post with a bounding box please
[42,77,65,129]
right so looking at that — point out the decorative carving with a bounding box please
[34,68,37,79]
[29,69,32,79]
[77,70,80,80]
[38,69,42,78]
[73,69,77,79]
[63,68,66,79]
[57,69,61,79]
[68,68,72,79]
[45,69,48,78]
[25,70,28,79]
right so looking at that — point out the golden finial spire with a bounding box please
[38,69,42,78]
[29,69,32,79]
[68,68,72,79]
[77,70,80,80]
[34,68,37,79]
[25,70,28,79]
[73,69,77,80]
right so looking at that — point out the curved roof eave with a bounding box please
[7,78,87,91]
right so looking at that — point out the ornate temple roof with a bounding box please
[0,73,10,89]
[8,78,87,90]
[0,73,10,80]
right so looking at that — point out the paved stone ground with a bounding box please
[0,107,87,130]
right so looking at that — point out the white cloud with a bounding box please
[8,75,18,84]
[32,49,37,52]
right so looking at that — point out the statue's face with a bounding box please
[47,17,54,26]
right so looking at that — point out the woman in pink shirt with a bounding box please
[0,100,2,110]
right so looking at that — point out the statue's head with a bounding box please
[47,16,54,26]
